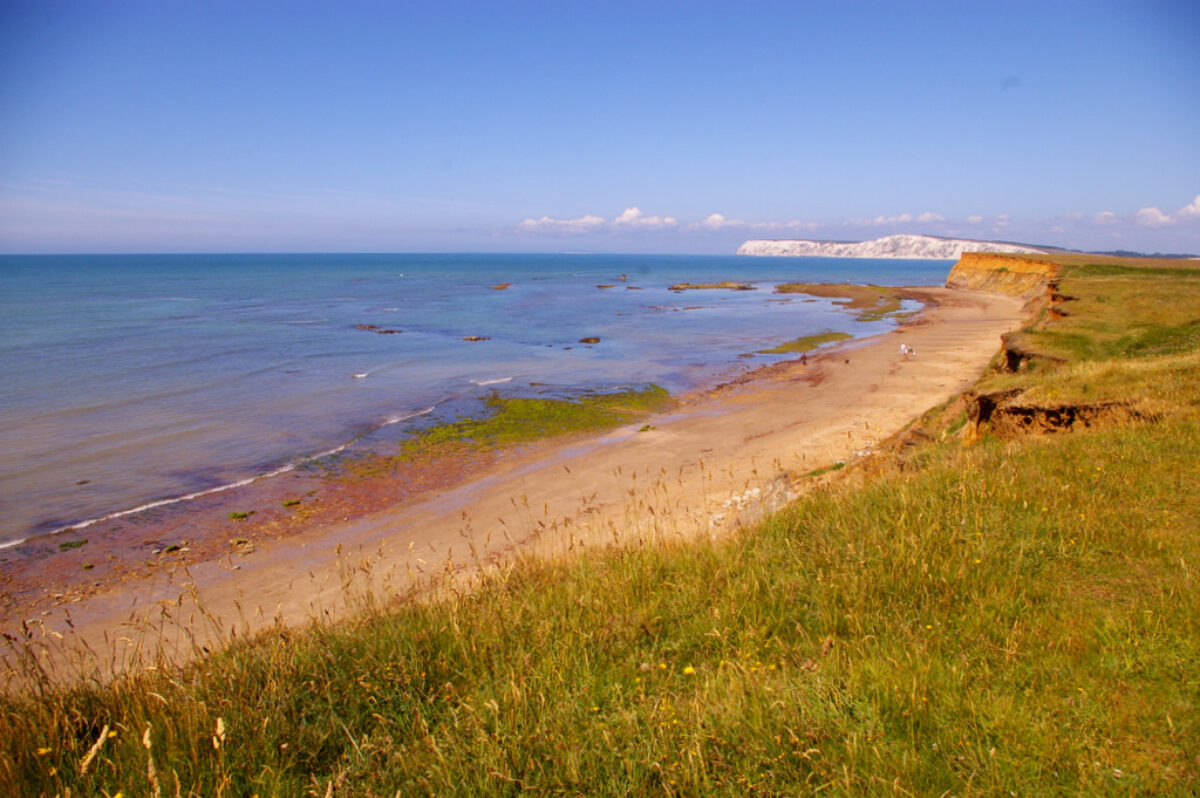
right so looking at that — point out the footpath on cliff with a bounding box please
[6,268,1031,682]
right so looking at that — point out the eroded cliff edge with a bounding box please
[942,252,1165,443]
[944,252,1060,299]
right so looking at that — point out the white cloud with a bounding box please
[516,213,606,234]
[1082,195,1200,231]
[1135,206,1174,227]
[848,211,944,226]
[692,214,821,233]
[511,200,1200,249]
[1176,194,1200,218]
[700,212,735,229]
[612,206,678,229]
[515,207,680,235]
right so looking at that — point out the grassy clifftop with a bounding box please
[962,256,1200,443]
[3,256,1198,796]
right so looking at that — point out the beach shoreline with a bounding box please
[0,253,955,551]
[1,285,1027,683]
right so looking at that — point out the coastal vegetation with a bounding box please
[3,257,1198,795]
[953,257,1200,441]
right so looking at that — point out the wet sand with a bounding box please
[1,286,1026,683]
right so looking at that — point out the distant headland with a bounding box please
[737,233,1044,260]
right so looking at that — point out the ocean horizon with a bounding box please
[0,252,952,548]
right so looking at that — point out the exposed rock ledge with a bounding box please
[737,234,1042,260]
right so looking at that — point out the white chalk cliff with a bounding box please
[737,234,1043,260]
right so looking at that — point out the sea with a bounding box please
[0,253,952,549]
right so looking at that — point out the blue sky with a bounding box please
[2,1,1198,254]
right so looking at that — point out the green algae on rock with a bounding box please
[668,281,756,291]
[399,385,674,455]
[774,283,917,322]
[756,330,853,355]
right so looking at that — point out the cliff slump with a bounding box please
[948,253,1068,373]
[945,253,1137,442]
[964,389,1159,442]
[945,253,1061,299]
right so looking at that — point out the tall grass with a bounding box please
[3,259,1197,795]
[5,417,1195,795]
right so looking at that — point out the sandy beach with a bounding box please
[2,286,1026,682]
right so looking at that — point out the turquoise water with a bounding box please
[0,253,951,546]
